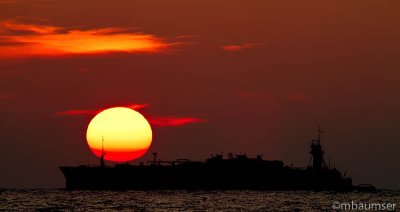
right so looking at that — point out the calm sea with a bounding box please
[0,189,399,211]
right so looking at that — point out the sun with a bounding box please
[86,107,152,162]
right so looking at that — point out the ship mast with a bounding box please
[102,136,104,153]
[100,136,106,168]
[309,126,326,170]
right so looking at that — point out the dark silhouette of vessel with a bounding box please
[60,127,358,191]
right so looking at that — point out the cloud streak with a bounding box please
[221,43,260,52]
[0,20,174,57]
[148,117,206,127]
[55,104,205,127]
[55,104,149,116]
[55,109,98,116]
[1,20,61,34]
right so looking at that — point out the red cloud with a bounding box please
[55,109,97,116]
[221,43,260,52]
[55,104,148,116]
[125,103,149,110]
[148,117,206,127]
[0,20,175,57]
[54,104,205,127]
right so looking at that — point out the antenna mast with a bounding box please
[309,126,326,170]
[100,135,105,168]
[317,125,322,144]
[102,135,104,153]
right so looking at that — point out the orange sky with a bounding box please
[0,0,399,189]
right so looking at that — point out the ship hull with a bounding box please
[59,163,353,191]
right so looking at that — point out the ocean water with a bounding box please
[0,189,399,211]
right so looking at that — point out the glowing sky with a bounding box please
[0,0,399,189]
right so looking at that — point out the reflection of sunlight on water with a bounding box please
[0,190,399,211]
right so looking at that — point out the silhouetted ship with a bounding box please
[60,128,361,191]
